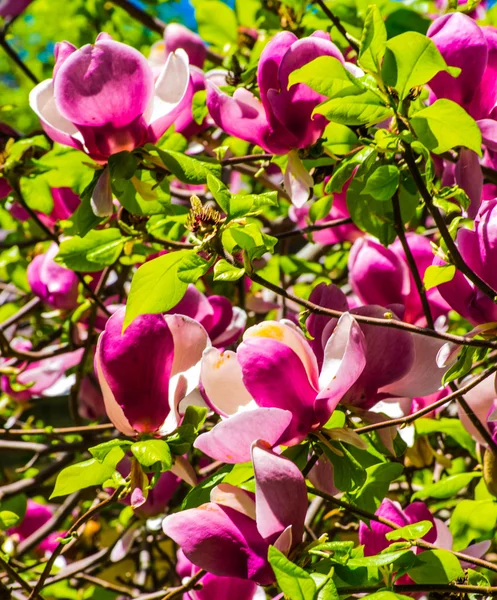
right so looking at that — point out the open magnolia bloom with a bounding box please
[194,315,366,463]
[349,234,450,327]
[95,307,210,436]
[306,283,448,410]
[29,33,190,162]
[434,199,497,325]
[206,31,356,207]
[163,441,307,585]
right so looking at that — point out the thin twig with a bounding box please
[392,191,434,329]
[28,488,122,599]
[404,144,497,303]
[109,0,223,65]
[245,264,497,350]
[355,364,497,434]
[0,553,40,598]
[307,485,497,574]
[313,0,360,53]
[0,31,39,84]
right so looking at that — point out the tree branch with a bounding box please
[312,0,360,53]
[392,191,434,329]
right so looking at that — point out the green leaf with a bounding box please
[382,32,460,98]
[359,5,387,74]
[289,55,360,98]
[181,465,232,510]
[154,148,222,184]
[415,418,476,455]
[449,499,497,551]
[424,264,455,291]
[411,99,482,156]
[108,151,137,180]
[385,521,433,541]
[348,549,412,567]
[412,472,481,501]
[89,439,133,462]
[315,90,392,126]
[192,89,208,125]
[19,175,54,215]
[51,447,125,498]
[177,252,214,283]
[196,0,238,47]
[207,173,231,213]
[408,549,464,584]
[0,510,19,529]
[323,122,359,155]
[351,462,404,515]
[213,259,245,281]
[131,439,172,471]
[309,195,333,223]
[268,546,317,600]
[56,229,128,272]
[327,147,376,193]
[361,165,400,201]
[182,405,208,431]
[112,173,171,217]
[124,249,191,329]
[321,441,367,492]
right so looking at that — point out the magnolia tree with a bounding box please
[2,0,497,598]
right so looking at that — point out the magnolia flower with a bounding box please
[361,499,490,569]
[306,283,448,409]
[1,340,83,402]
[206,31,352,207]
[29,33,190,163]
[27,243,79,310]
[456,372,497,446]
[434,199,497,325]
[349,234,450,326]
[0,0,32,19]
[9,187,80,230]
[95,307,210,436]
[163,441,307,585]
[428,14,497,213]
[176,549,266,600]
[8,500,64,554]
[168,284,246,347]
[195,315,366,463]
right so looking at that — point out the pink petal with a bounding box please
[251,441,307,547]
[194,407,293,463]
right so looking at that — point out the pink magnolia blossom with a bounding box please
[428,14,497,213]
[9,187,79,230]
[206,31,355,206]
[434,199,497,325]
[306,283,448,409]
[195,315,366,463]
[163,441,307,585]
[1,339,83,403]
[30,33,190,163]
[349,234,450,326]
[27,243,79,310]
[8,500,64,554]
[95,307,210,436]
[0,0,32,19]
[361,499,490,571]
[168,284,246,347]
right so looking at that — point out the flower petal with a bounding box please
[162,503,272,584]
[194,407,293,463]
[251,441,307,546]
